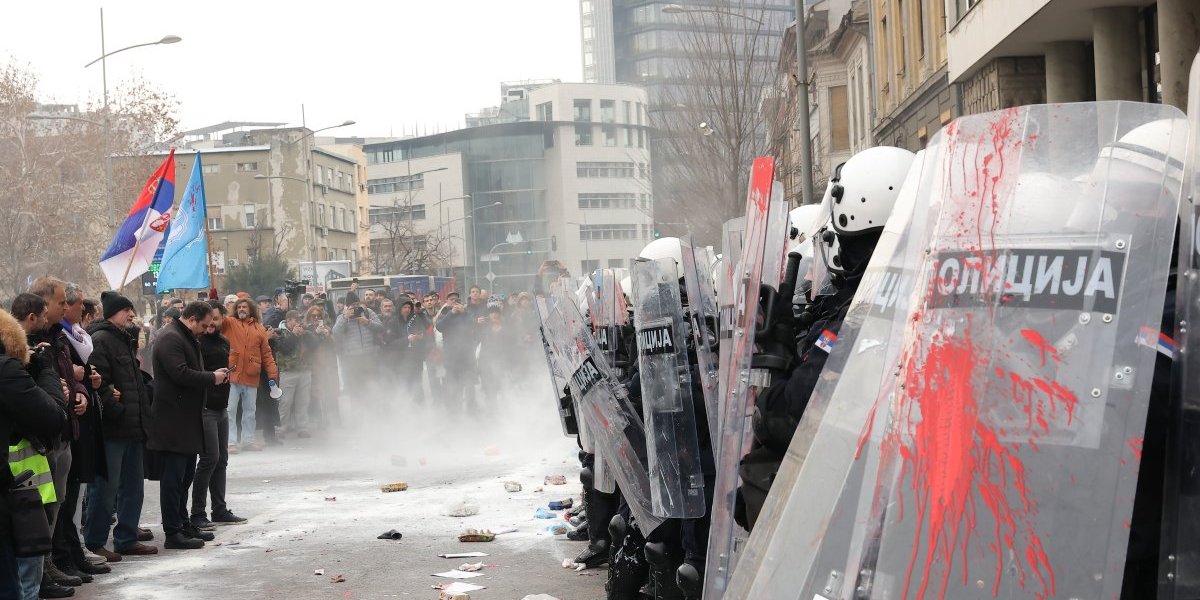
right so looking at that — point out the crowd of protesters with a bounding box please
[0,275,543,598]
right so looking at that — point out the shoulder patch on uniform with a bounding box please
[814,329,837,354]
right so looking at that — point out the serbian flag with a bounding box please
[157,151,210,292]
[100,149,177,289]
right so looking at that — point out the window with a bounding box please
[342,208,351,231]
[318,204,326,226]
[579,193,638,209]
[638,162,649,179]
[329,205,335,227]
[575,124,593,146]
[580,224,639,241]
[368,148,395,164]
[325,167,333,187]
[623,101,633,124]
[830,86,851,152]
[336,171,344,190]
[536,102,553,121]
[243,205,256,228]
[207,216,223,230]
[603,125,618,147]
[573,99,592,122]
[576,161,635,178]
[636,103,643,126]
[637,129,645,148]
[202,164,220,174]
[600,100,615,123]
[367,173,425,194]
[608,258,624,269]
[236,162,258,172]
[640,194,650,210]
[624,127,633,147]
[368,204,426,224]
[352,209,358,232]
[337,208,346,230]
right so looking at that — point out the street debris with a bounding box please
[330,574,346,583]
[490,527,517,535]
[380,482,409,493]
[457,562,486,572]
[458,529,496,542]
[324,496,336,502]
[544,522,569,535]
[521,595,562,600]
[444,497,480,517]
[534,507,557,519]
[504,481,522,493]
[544,475,567,485]
[433,582,485,594]
[548,498,574,510]
[533,486,544,493]
[438,552,489,559]
[432,569,484,579]
[561,559,588,572]
[438,592,471,600]
[376,529,403,540]
[314,569,325,576]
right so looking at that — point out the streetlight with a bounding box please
[84,8,181,229]
[282,112,355,287]
[469,201,503,286]
[662,2,813,206]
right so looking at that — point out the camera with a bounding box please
[353,306,364,318]
[283,279,310,298]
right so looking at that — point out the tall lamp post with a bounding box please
[662,2,813,205]
[469,201,503,286]
[84,9,181,228]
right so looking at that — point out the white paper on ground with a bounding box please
[438,552,489,558]
[433,582,486,593]
[433,570,485,579]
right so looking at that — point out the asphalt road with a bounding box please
[72,412,606,600]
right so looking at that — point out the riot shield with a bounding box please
[537,292,582,438]
[537,295,665,535]
[681,238,721,442]
[632,255,706,519]
[703,158,789,599]
[590,268,628,369]
[726,102,1183,599]
[1160,51,1200,598]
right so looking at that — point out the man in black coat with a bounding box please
[84,291,157,560]
[148,301,229,550]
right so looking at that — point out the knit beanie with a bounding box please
[101,291,135,319]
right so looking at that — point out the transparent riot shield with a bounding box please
[1160,52,1200,598]
[590,268,628,368]
[727,102,1184,599]
[632,255,706,519]
[538,295,665,535]
[703,158,788,599]
[681,239,721,442]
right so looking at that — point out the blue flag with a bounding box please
[156,151,210,292]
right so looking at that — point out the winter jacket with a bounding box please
[87,319,150,441]
[28,324,85,442]
[436,310,479,365]
[199,332,231,411]
[0,309,67,542]
[333,307,384,357]
[222,317,279,387]
[273,326,316,372]
[62,322,108,483]
[147,319,210,455]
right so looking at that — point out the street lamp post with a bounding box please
[469,201,503,287]
[84,9,181,229]
[662,2,813,205]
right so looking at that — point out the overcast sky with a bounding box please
[2,1,583,137]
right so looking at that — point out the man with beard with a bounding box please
[222,299,278,452]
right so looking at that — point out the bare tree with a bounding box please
[368,200,455,275]
[0,61,179,298]
[651,1,789,244]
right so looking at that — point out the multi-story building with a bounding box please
[364,81,654,291]
[171,123,368,288]
[772,0,873,203]
[869,0,955,151]
[948,0,1198,115]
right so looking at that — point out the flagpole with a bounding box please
[119,149,175,292]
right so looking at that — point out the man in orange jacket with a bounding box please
[222,298,278,452]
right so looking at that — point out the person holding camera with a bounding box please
[5,297,70,600]
[435,292,480,413]
[274,311,316,438]
[332,292,383,418]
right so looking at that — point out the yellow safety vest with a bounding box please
[8,439,56,505]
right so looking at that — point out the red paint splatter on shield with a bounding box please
[1020,329,1061,366]
[1126,438,1144,462]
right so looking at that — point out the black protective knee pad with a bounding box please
[608,513,627,542]
[644,541,669,568]
[580,466,595,489]
[676,562,703,598]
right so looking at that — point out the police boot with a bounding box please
[574,538,610,569]
[676,561,703,600]
[644,542,686,600]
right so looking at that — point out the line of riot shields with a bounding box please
[535,68,1200,600]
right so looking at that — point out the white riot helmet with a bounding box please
[639,236,684,265]
[787,204,826,255]
[830,146,917,238]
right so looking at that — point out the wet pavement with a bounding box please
[72,422,605,600]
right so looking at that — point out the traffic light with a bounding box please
[526,242,533,256]
[653,229,662,239]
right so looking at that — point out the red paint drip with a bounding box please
[885,331,1057,600]
[1126,437,1144,462]
[1020,329,1061,366]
